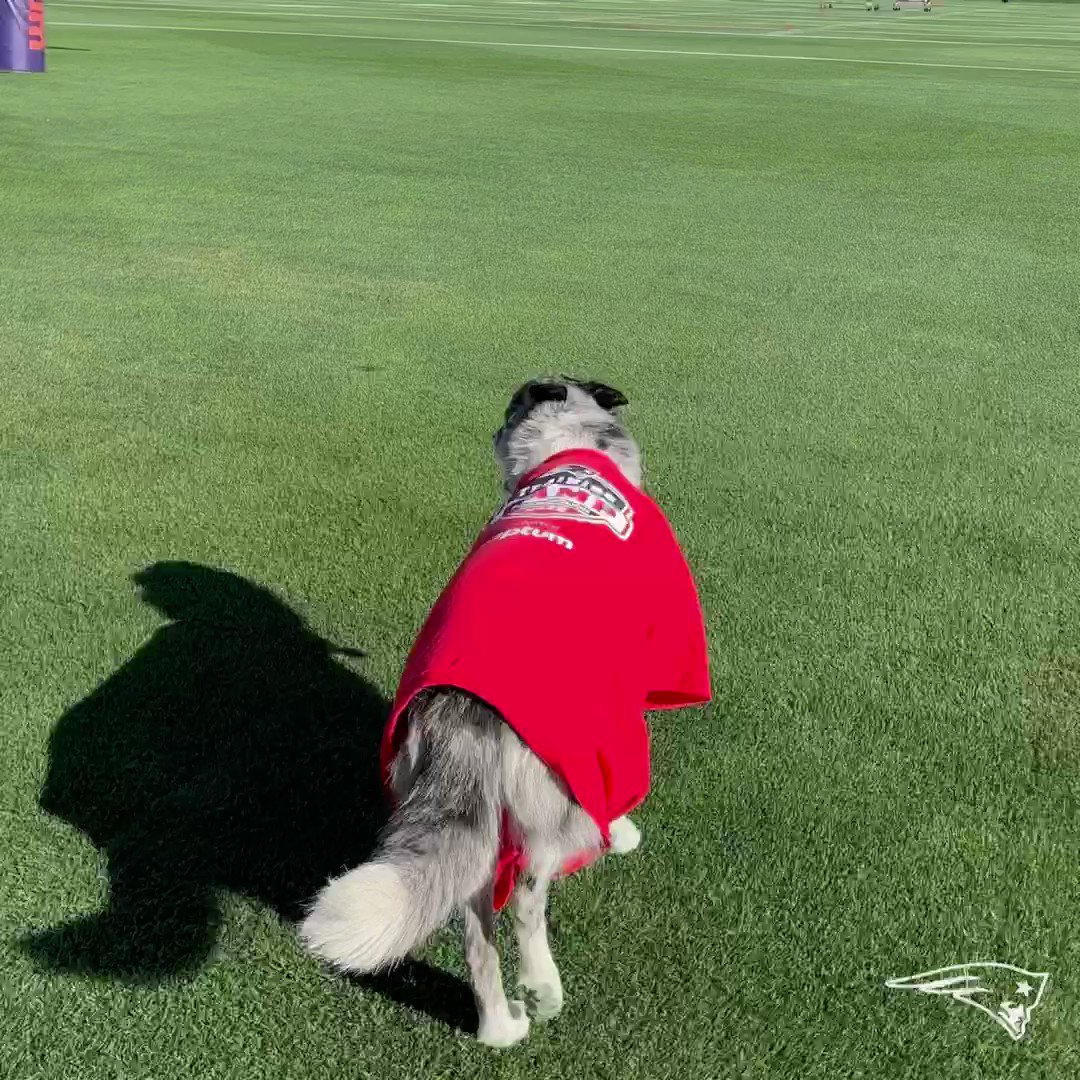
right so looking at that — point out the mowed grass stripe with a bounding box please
[48,19,1080,73]
[49,0,1080,47]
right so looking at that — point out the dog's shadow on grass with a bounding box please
[22,560,476,1034]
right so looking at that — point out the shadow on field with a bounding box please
[22,561,476,1034]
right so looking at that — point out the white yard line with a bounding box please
[47,2,1080,47]
[50,19,1080,74]
[75,0,1077,26]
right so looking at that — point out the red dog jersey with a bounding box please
[382,449,711,908]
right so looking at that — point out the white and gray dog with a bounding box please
[300,378,649,1046]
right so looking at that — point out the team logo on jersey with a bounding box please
[493,463,634,540]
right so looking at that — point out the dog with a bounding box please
[300,378,710,1046]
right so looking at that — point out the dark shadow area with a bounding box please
[22,561,475,1032]
[48,47,92,52]
[354,960,478,1034]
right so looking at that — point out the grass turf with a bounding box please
[3,0,1080,1075]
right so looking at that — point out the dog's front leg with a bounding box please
[513,862,563,1020]
[465,884,529,1047]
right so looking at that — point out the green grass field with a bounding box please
[3,0,1080,1075]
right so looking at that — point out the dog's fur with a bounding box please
[299,378,644,1047]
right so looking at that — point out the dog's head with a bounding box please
[493,377,641,490]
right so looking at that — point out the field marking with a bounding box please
[61,0,1074,20]
[64,0,1080,37]
[53,0,1079,19]
[796,31,1080,49]
[50,20,1080,74]
[56,4,1080,36]
[77,0,1080,29]
[47,2,1080,48]
[381,0,1065,19]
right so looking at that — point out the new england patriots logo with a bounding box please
[885,962,1050,1041]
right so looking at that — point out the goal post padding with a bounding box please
[1,0,46,73]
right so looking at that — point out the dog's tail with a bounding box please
[299,693,501,973]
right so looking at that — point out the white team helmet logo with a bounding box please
[885,962,1049,1041]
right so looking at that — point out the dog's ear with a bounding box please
[566,378,628,412]
[525,381,569,408]
[505,380,568,424]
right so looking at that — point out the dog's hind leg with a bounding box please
[513,857,563,1020]
[465,882,529,1048]
[502,730,603,1023]
[609,814,641,854]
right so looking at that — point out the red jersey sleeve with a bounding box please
[644,518,711,710]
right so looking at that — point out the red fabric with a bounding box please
[382,449,711,909]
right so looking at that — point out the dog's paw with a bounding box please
[478,1000,530,1048]
[609,815,641,855]
[518,965,564,1020]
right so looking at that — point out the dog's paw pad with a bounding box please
[609,815,641,855]
[478,1002,530,1048]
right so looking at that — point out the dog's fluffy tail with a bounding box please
[299,693,501,973]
